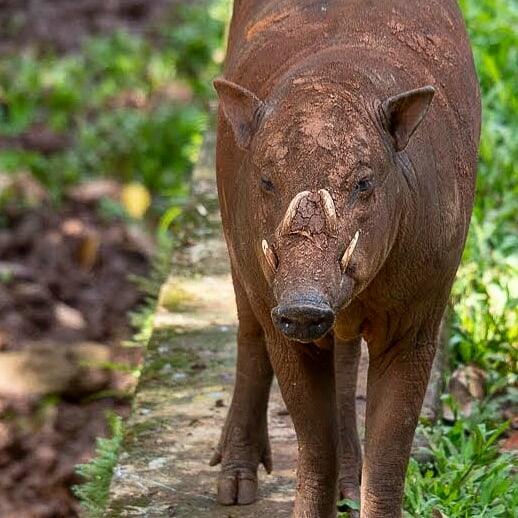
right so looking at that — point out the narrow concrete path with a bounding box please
[107,133,443,517]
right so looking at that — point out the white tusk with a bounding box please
[318,188,337,234]
[280,190,311,235]
[341,230,360,272]
[262,239,278,272]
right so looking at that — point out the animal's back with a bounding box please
[220,0,480,224]
[226,1,479,148]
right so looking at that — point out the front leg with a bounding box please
[335,336,362,516]
[361,325,438,517]
[211,277,274,505]
[267,332,338,518]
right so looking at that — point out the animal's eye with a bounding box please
[261,177,275,193]
[354,177,373,196]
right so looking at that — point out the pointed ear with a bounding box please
[381,85,435,151]
[213,78,265,149]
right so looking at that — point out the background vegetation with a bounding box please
[0,1,230,516]
[0,2,229,218]
[401,0,518,516]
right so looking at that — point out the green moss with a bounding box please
[158,285,197,313]
[124,418,167,444]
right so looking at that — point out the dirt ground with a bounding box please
[0,184,151,517]
[0,198,149,351]
[0,2,175,516]
[0,0,171,53]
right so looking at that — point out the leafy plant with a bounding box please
[73,414,123,518]
[404,415,517,517]
[402,1,518,515]
[338,497,361,517]
[0,1,227,206]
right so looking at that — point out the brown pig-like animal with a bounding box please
[211,1,480,516]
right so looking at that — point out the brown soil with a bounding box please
[0,0,171,53]
[0,2,177,515]
[0,201,149,351]
[0,194,150,517]
[0,397,131,518]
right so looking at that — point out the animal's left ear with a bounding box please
[381,86,435,151]
[213,77,265,149]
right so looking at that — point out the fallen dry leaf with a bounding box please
[501,430,518,452]
[445,364,487,418]
[120,182,151,219]
[77,232,100,270]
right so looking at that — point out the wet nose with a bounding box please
[271,301,335,343]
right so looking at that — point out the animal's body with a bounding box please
[212,1,480,516]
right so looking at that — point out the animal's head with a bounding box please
[215,76,434,342]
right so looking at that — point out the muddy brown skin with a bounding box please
[211,1,480,516]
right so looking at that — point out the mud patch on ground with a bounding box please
[0,190,150,516]
[0,0,172,53]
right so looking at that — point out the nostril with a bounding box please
[275,305,334,323]
[271,301,335,342]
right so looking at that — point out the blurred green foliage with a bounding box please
[400,1,518,516]
[450,0,517,388]
[0,1,229,206]
[164,2,230,99]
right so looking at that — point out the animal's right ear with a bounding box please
[381,86,435,152]
[213,78,264,149]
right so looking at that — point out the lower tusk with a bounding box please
[341,231,360,272]
[262,239,278,272]
[318,189,337,234]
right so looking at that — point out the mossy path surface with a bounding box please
[107,133,443,517]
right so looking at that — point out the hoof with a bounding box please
[217,469,258,505]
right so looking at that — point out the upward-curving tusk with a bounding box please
[262,239,278,272]
[280,190,311,235]
[341,230,360,272]
[318,189,337,235]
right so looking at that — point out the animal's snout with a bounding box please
[272,301,335,343]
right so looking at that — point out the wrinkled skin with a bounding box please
[211,1,480,516]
